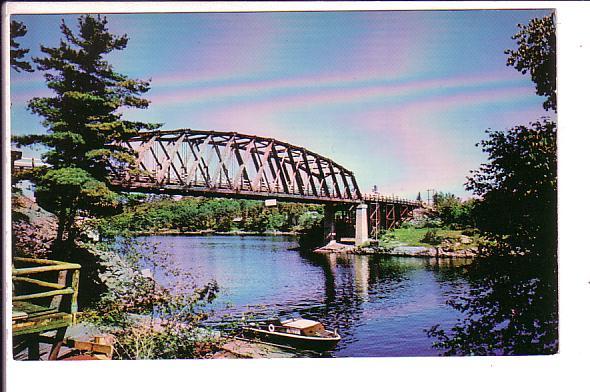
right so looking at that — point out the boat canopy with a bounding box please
[282,319,321,330]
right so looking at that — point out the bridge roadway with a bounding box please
[12,129,421,244]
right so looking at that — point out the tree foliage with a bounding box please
[432,192,475,229]
[15,15,160,179]
[427,254,558,355]
[82,237,219,359]
[466,119,556,256]
[13,15,160,253]
[96,197,324,238]
[429,13,558,356]
[505,12,556,111]
[35,167,121,250]
[10,20,33,72]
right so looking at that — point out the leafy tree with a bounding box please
[466,119,556,257]
[429,13,558,356]
[10,20,33,72]
[467,12,557,257]
[432,192,475,228]
[505,12,556,111]
[427,253,558,355]
[14,15,160,254]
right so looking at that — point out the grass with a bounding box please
[379,227,481,249]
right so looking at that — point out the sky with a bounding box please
[10,10,554,199]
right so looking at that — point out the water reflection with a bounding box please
[426,253,558,355]
[142,235,474,357]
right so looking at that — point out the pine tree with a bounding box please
[10,20,33,72]
[14,15,161,255]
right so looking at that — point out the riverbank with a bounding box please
[314,227,481,258]
[314,242,478,258]
[130,229,299,237]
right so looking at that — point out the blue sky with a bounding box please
[10,10,553,198]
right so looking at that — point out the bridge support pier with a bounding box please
[324,205,336,243]
[355,204,369,246]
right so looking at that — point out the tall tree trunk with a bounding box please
[52,209,68,257]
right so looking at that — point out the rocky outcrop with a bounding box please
[12,194,58,258]
[314,240,355,254]
[314,242,478,258]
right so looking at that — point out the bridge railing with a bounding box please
[362,193,423,207]
[12,157,49,171]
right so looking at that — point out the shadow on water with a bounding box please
[426,252,558,356]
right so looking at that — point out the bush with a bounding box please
[82,237,220,359]
[462,227,480,236]
[422,229,443,245]
[399,221,414,229]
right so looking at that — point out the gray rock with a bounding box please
[391,246,436,257]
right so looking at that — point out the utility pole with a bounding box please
[426,189,436,205]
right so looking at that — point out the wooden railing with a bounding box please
[12,257,81,360]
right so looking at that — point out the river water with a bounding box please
[139,235,474,357]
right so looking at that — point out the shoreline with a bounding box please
[314,242,478,258]
[128,230,478,258]
[131,229,300,237]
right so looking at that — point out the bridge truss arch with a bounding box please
[111,129,363,203]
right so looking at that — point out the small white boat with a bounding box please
[242,317,341,351]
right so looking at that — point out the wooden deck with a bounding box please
[12,257,81,360]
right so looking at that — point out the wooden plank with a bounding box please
[13,257,79,266]
[12,313,73,336]
[13,264,81,276]
[50,270,68,309]
[71,269,80,314]
[13,277,65,290]
[64,339,114,357]
[13,288,74,301]
[13,302,58,318]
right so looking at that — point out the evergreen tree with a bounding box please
[10,20,33,72]
[14,15,160,255]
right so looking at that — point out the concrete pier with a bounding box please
[323,204,336,242]
[355,203,369,246]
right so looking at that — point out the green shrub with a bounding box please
[82,237,220,359]
[461,227,480,236]
[400,221,415,229]
[422,229,443,245]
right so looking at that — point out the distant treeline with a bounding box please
[96,195,324,238]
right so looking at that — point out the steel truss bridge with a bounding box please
[13,129,422,241]
[110,129,363,204]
